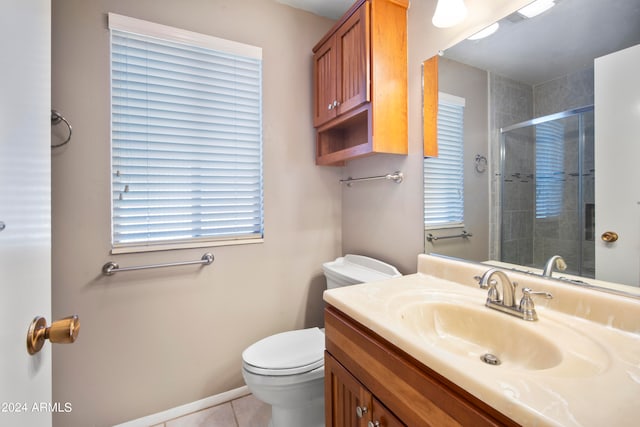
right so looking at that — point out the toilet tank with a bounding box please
[322,254,402,289]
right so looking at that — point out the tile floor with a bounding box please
[151,394,271,427]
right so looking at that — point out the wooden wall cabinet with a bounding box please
[324,306,520,427]
[313,3,369,128]
[312,0,408,166]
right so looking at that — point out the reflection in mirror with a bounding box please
[500,106,594,278]
[423,0,640,293]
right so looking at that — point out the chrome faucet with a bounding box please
[478,268,553,321]
[479,268,517,307]
[542,255,567,277]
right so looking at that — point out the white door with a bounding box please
[0,1,52,426]
[594,43,640,287]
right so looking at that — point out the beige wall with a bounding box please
[342,0,532,274]
[426,58,489,262]
[51,1,339,426]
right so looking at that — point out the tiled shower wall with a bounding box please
[534,67,595,117]
[489,73,534,262]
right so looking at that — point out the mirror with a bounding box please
[423,0,640,294]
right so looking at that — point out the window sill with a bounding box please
[111,237,264,255]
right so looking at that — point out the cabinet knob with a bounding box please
[328,100,341,110]
[368,421,381,427]
[356,405,368,418]
[601,231,619,242]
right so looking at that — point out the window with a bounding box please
[424,93,465,228]
[109,14,263,252]
[535,121,564,218]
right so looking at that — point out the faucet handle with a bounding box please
[522,288,553,299]
[519,288,553,321]
[474,275,487,288]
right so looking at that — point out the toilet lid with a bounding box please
[242,327,324,376]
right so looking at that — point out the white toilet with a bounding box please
[241,254,401,427]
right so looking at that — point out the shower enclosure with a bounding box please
[499,106,595,278]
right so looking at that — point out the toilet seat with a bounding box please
[242,327,324,376]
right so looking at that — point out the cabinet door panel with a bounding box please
[313,38,337,127]
[336,2,370,117]
[325,352,369,427]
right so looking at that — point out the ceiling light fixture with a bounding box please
[467,22,500,40]
[517,0,556,18]
[432,0,468,28]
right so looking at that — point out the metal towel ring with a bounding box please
[51,109,72,148]
[474,154,487,173]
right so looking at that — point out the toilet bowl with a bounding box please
[242,328,325,427]
[241,255,401,427]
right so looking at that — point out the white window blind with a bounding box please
[424,93,465,227]
[109,14,263,251]
[535,121,564,218]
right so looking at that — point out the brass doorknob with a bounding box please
[27,315,80,355]
[601,231,619,243]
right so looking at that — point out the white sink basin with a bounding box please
[399,301,563,371]
[385,291,611,378]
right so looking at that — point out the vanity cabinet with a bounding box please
[324,306,519,427]
[312,0,408,166]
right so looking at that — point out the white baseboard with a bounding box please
[112,385,251,427]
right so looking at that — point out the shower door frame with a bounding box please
[498,104,594,275]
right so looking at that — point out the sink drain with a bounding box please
[480,353,501,366]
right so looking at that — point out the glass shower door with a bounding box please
[500,107,594,278]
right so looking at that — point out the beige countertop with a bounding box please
[323,254,640,427]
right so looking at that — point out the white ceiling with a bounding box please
[444,0,640,84]
[275,0,353,19]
